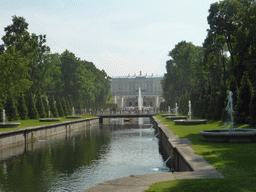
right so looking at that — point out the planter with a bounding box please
[166,116,187,120]
[199,129,256,143]
[161,114,177,117]
[174,119,207,125]
[0,123,20,128]
[39,118,61,122]
[66,116,82,119]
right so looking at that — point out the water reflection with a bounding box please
[0,118,169,191]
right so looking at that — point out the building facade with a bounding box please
[110,72,164,108]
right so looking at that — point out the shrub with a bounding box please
[17,93,28,120]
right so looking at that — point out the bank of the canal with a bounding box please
[83,116,223,192]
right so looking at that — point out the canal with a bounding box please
[0,117,169,192]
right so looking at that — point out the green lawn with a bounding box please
[0,114,96,132]
[145,114,256,192]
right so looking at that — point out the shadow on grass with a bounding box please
[145,178,239,192]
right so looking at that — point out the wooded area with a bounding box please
[0,16,114,121]
[161,0,256,125]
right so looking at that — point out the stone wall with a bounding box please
[0,118,99,152]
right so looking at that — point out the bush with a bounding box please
[235,72,252,124]
[26,92,38,119]
[17,93,28,120]
[5,93,19,121]
[36,95,46,118]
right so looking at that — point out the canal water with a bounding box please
[0,118,169,192]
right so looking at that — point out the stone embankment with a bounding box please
[0,118,99,160]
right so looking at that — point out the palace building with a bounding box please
[110,72,164,108]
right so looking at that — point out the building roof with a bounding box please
[111,73,163,82]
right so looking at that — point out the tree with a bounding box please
[1,16,31,54]
[5,92,19,121]
[235,72,252,124]
[56,96,64,117]
[61,97,68,116]
[0,101,3,122]
[17,93,28,120]
[42,96,50,118]
[49,95,58,117]
[249,86,256,125]
[26,92,38,119]
[0,46,32,100]
[36,95,46,118]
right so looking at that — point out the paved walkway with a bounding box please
[83,117,223,192]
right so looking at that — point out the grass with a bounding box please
[0,114,96,132]
[145,114,256,192]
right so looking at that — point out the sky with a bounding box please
[0,0,218,77]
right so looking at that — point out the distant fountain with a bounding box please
[173,100,207,125]
[121,97,124,108]
[188,100,192,120]
[48,111,51,118]
[156,96,159,108]
[3,109,6,123]
[175,103,178,116]
[114,95,117,104]
[168,106,170,114]
[66,107,82,119]
[72,107,75,116]
[226,91,234,131]
[200,91,256,143]
[138,87,143,111]
[0,109,20,128]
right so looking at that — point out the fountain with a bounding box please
[200,91,256,143]
[173,100,207,125]
[66,107,82,119]
[138,87,143,113]
[39,110,61,122]
[0,109,20,128]
[161,104,178,117]
[166,103,188,121]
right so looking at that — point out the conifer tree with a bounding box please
[61,97,68,116]
[249,86,256,125]
[5,92,19,121]
[0,101,3,122]
[42,97,50,117]
[235,72,252,124]
[26,92,38,119]
[49,95,58,117]
[36,95,46,118]
[56,96,64,117]
[17,93,28,120]
[65,98,71,115]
